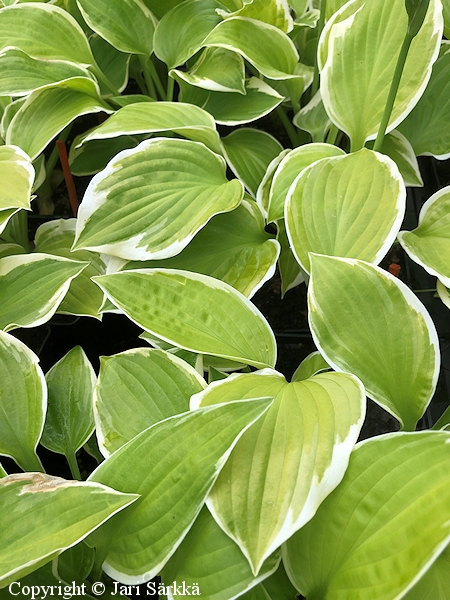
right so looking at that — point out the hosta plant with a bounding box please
[0,0,450,597]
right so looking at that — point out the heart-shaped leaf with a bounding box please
[6,81,111,161]
[154,0,222,69]
[203,16,299,80]
[0,473,137,586]
[193,369,365,573]
[88,398,272,584]
[121,199,280,298]
[77,0,156,56]
[74,138,243,260]
[285,149,406,272]
[267,142,345,222]
[0,331,46,472]
[284,431,450,599]
[0,3,95,66]
[34,220,107,319]
[308,254,440,430]
[320,0,442,150]
[93,269,277,369]
[94,348,206,457]
[0,253,87,331]
[398,185,450,287]
[40,347,96,460]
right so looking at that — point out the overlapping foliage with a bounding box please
[0,0,450,597]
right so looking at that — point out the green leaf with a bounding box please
[76,0,156,56]
[0,253,87,331]
[0,464,6,478]
[53,541,95,585]
[0,472,137,587]
[88,398,272,584]
[89,34,130,95]
[0,2,95,66]
[398,53,450,159]
[404,544,450,599]
[285,149,406,272]
[291,351,330,381]
[94,348,206,457]
[154,0,222,69]
[121,199,280,298]
[175,76,284,126]
[308,254,440,430]
[368,130,423,187]
[0,331,46,472]
[6,82,111,161]
[256,149,290,216]
[197,370,364,573]
[222,128,283,197]
[0,48,95,97]
[92,269,277,369]
[78,101,222,153]
[267,142,345,223]
[284,431,450,599]
[204,16,299,80]
[40,347,96,459]
[162,507,280,600]
[261,562,299,600]
[0,242,26,259]
[444,0,450,37]
[293,90,331,143]
[0,145,34,212]
[398,186,450,287]
[34,219,106,319]
[320,0,443,150]
[217,0,294,33]
[0,208,20,237]
[69,135,140,177]
[73,138,243,260]
[437,279,450,310]
[277,221,304,298]
[170,47,246,94]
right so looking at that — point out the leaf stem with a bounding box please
[373,33,414,152]
[67,452,82,480]
[138,55,157,98]
[91,66,121,97]
[20,452,45,473]
[326,123,339,146]
[311,0,327,97]
[276,106,299,147]
[166,75,175,102]
[142,56,166,99]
